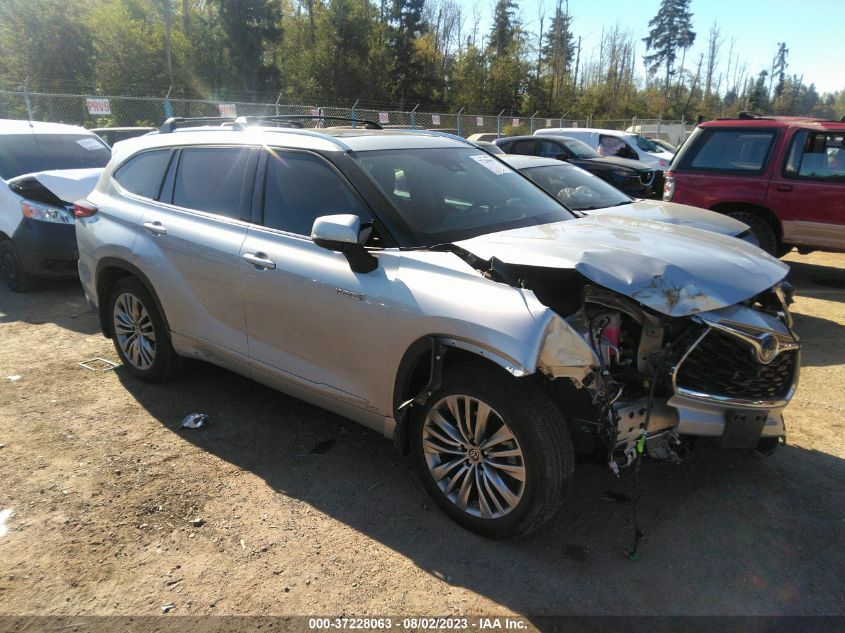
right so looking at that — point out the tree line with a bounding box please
[0,0,842,121]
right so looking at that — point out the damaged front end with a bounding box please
[534,277,799,467]
[448,241,801,468]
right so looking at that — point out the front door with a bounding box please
[240,148,394,411]
[769,128,845,250]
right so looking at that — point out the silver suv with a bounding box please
[76,116,800,538]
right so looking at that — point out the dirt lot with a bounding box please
[0,251,844,621]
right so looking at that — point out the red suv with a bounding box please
[664,114,845,256]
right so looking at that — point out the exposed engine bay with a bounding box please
[452,248,801,471]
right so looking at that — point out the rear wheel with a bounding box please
[108,277,181,381]
[410,364,574,538]
[726,211,779,257]
[0,240,35,292]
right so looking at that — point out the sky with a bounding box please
[462,0,845,95]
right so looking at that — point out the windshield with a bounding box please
[561,138,600,159]
[634,135,661,153]
[0,133,111,179]
[521,163,631,211]
[355,148,575,245]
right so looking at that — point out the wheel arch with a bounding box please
[95,258,170,338]
[710,202,782,240]
[391,335,534,453]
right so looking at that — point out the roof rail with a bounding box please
[159,116,238,133]
[235,114,383,130]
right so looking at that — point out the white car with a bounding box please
[535,127,674,169]
[0,119,109,291]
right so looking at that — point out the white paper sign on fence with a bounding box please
[309,107,320,116]
[476,116,484,126]
[431,114,441,125]
[218,103,237,117]
[512,118,520,126]
[546,118,552,127]
[86,98,111,116]
[378,112,390,124]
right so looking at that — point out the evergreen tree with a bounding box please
[388,0,429,105]
[541,0,575,109]
[642,0,696,93]
[488,0,518,58]
[213,0,282,96]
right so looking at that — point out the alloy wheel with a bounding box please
[113,292,157,370]
[422,394,526,518]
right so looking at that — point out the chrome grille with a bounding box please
[675,329,797,402]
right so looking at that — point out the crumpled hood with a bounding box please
[455,214,789,317]
[7,168,103,204]
[585,200,749,237]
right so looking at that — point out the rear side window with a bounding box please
[173,147,252,218]
[262,150,370,236]
[113,150,171,199]
[686,129,776,172]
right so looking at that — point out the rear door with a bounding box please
[768,128,845,250]
[239,147,394,411]
[135,145,258,364]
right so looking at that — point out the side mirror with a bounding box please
[554,153,570,162]
[311,214,378,274]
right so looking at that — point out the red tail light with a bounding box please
[73,200,98,218]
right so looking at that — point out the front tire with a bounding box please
[0,240,35,292]
[108,277,180,382]
[410,364,574,538]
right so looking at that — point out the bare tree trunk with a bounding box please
[182,0,189,36]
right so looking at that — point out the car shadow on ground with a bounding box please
[116,361,845,616]
[791,312,845,367]
[0,281,99,335]
[789,258,845,298]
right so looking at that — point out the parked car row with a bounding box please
[0,112,828,537]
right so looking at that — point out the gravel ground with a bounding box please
[0,251,843,621]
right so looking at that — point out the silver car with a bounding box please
[76,118,800,538]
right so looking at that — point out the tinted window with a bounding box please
[0,133,111,179]
[510,140,537,155]
[113,150,171,199]
[263,150,369,235]
[173,147,252,218]
[356,148,573,245]
[688,129,776,172]
[521,163,631,210]
[538,140,565,159]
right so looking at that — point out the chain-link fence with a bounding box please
[0,89,686,142]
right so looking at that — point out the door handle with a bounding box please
[142,221,167,236]
[242,252,276,270]
[777,184,793,192]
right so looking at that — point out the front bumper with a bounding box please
[667,306,798,445]
[12,217,79,279]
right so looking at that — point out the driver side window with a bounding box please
[262,149,371,236]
